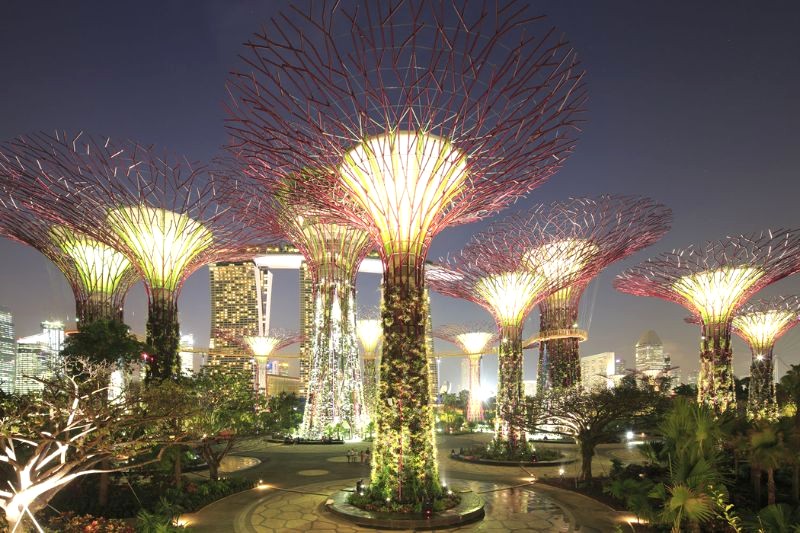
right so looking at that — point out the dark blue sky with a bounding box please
[2,1,799,390]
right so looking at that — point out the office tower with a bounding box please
[635,330,668,378]
[0,308,15,394]
[15,334,47,394]
[580,352,618,391]
[298,261,313,395]
[209,260,273,369]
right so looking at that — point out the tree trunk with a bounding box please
[369,255,439,503]
[145,288,180,381]
[174,448,183,489]
[767,468,776,506]
[579,440,595,482]
[496,323,525,450]
[541,287,584,389]
[752,466,762,505]
[747,346,777,420]
[793,463,799,504]
[98,460,110,507]
[698,320,736,413]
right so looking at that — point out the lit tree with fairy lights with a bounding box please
[0,194,138,324]
[434,324,497,422]
[0,131,256,380]
[357,316,383,420]
[499,196,671,390]
[615,230,800,413]
[429,224,594,452]
[227,0,585,502]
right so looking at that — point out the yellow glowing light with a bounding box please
[525,238,599,281]
[475,272,546,326]
[339,131,468,254]
[733,310,795,352]
[357,319,382,356]
[245,336,282,360]
[673,267,763,322]
[107,206,213,291]
[50,226,132,294]
[455,332,494,355]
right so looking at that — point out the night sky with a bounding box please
[2,1,800,391]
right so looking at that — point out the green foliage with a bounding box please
[61,318,147,367]
[257,392,303,435]
[748,503,800,532]
[347,490,460,514]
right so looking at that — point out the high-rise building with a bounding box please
[266,360,289,376]
[208,260,273,368]
[0,308,15,394]
[580,352,622,391]
[40,320,64,359]
[635,330,668,378]
[298,260,314,395]
[15,333,47,394]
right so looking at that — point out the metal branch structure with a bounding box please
[0,195,138,324]
[357,316,383,421]
[217,172,372,439]
[429,223,595,451]
[615,229,800,413]
[434,324,497,422]
[0,131,258,380]
[498,196,671,390]
[226,0,585,502]
[243,331,302,396]
[733,296,800,420]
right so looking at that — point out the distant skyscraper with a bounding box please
[581,352,619,391]
[298,261,314,395]
[40,320,64,358]
[0,308,15,394]
[266,360,289,376]
[635,330,668,378]
[209,260,273,368]
[15,333,48,394]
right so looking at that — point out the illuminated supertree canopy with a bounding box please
[615,229,800,413]
[434,324,497,422]
[733,296,800,419]
[218,173,372,439]
[499,196,671,390]
[0,131,258,380]
[226,0,585,502]
[429,224,593,451]
[0,193,138,324]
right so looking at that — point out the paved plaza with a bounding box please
[181,434,641,532]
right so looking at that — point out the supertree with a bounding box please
[217,174,372,439]
[434,324,497,422]
[0,131,256,380]
[429,224,595,451]
[499,196,671,390]
[0,193,138,324]
[687,296,800,420]
[243,331,302,396]
[357,316,383,420]
[615,229,800,413]
[226,0,585,502]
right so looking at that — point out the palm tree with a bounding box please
[749,503,800,532]
[779,364,800,503]
[749,421,792,506]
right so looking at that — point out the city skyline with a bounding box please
[1,1,800,390]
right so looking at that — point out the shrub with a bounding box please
[45,512,135,533]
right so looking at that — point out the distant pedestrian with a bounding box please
[346,450,352,463]
[365,449,371,463]
[360,450,365,463]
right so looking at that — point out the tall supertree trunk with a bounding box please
[496,323,525,450]
[748,346,777,420]
[541,290,582,389]
[466,354,483,422]
[370,257,439,503]
[301,277,365,438]
[363,354,380,421]
[698,319,736,413]
[146,288,180,381]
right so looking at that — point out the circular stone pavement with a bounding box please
[227,478,573,532]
